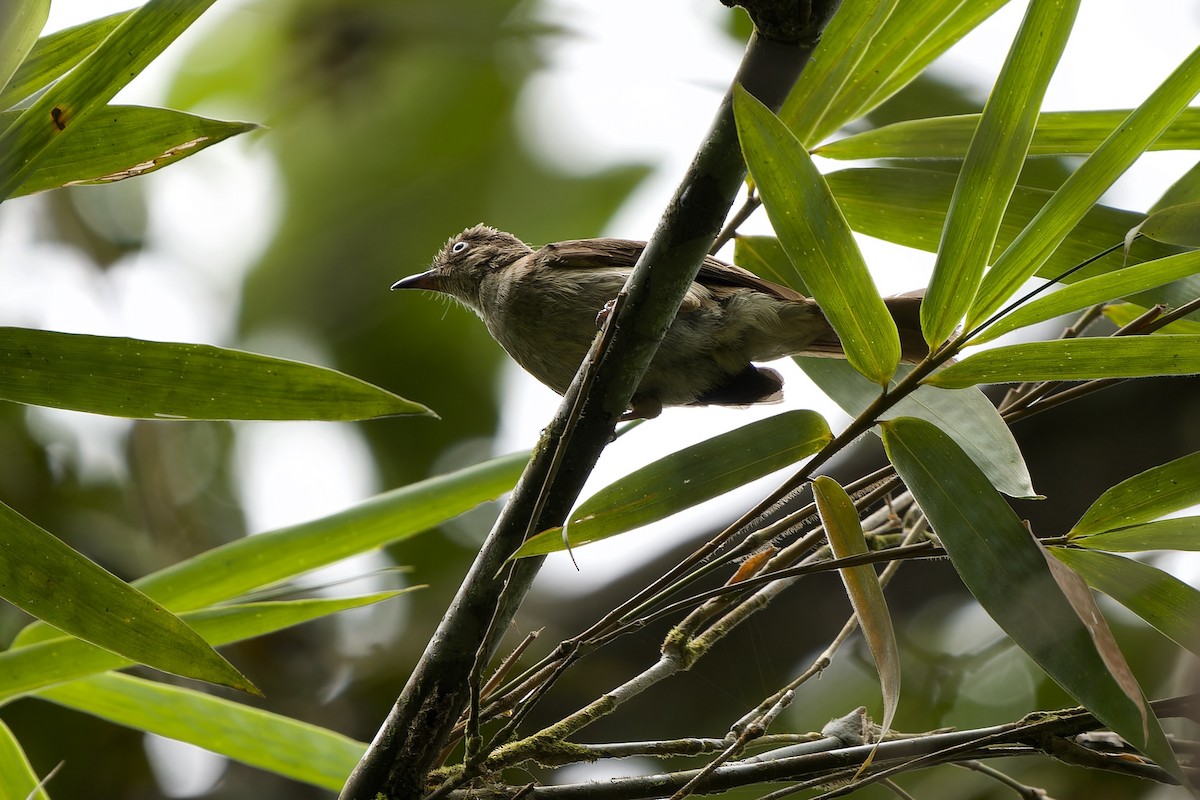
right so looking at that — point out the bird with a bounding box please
[391,224,926,419]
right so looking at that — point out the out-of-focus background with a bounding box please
[1,1,1199,797]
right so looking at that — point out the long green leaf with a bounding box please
[922,0,1078,346]
[0,0,48,99]
[1132,202,1200,248]
[782,0,1011,144]
[734,235,810,294]
[0,498,252,694]
[0,105,259,196]
[925,335,1200,389]
[972,250,1200,344]
[13,450,528,646]
[0,10,132,109]
[880,417,1177,774]
[968,45,1200,329]
[800,359,1036,497]
[827,168,1196,309]
[814,476,900,740]
[735,86,900,384]
[1104,302,1200,335]
[0,593,402,701]
[1072,517,1200,552]
[37,673,366,791]
[517,411,832,557]
[781,0,898,147]
[0,0,218,201]
[0,327,430,420]
[1069,451,1200,537]
[816,108,1200,161]
[0,719,49,800]
[1053,547,1200,657]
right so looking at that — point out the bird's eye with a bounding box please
[451,241,469,254]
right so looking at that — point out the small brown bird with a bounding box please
[392,225,926,418]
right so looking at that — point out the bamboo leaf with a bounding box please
[0,0,48,98]
[827,168,1198,313]
[1069,451,1200,537]
[925,336,1200,389]
[0,327,431,420]
[1053,547,1200,657]
[1,105,260,196]
[0,499,253,694]
[923,0,1078,347]
[0,719,49,800]
[968,45,1200,329]
[783,0,1010,145]
[1104,302,1200,335]
[1072,517,1200,552]
[735,86,900,385]
[0,0,219,202]
[800,359,1036,498]
[13,450,528,646]
[516,411,832,557]
[814,476,900,740]
[816,108,1200,161]
[880,417,1177,775]
[1133,202,1200,248]
[37,673,366,791]
[971,250,1200,344]
[1153,158,1200,212]
[0,10,131,109]
[0,593,404,701]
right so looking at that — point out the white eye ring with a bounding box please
[451,241,469,254]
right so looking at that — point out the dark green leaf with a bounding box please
[517,411,832,556]
[0,10,131,109]
[0,327,431,420]
[0,499,253,693]
[0,0,219,201]
[814,476,900,738]
[816,108,1200,161]
[925,336,1200,389]
[881,417,1176,773]
[1,104,259,196]
[38,673,365,791]
[1069,451,1200,537]
[1053,547,1200,657]
[800,359,1036,498]
[922,0,1078,346]
[735,86,900,384]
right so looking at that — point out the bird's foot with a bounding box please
[621,395,662,421]
[595,298,618,329]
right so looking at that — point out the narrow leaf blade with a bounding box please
[926,336,1200,389]
[1072,517,1200,552]
[518,411,832,556]
[814,476,900,738]
[38,673,366,791]
[1069,451,1200,537]
[0,328,431,420]
[923,0,1079,346]
[735,86,900,384]
[1053,547,1200,657]
[0,499,253,693]
[0,719,49,800]
[881,417,1176,773]
[0,10,132,109]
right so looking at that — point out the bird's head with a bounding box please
[391,224,532,311]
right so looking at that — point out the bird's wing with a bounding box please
[535,238,806,301]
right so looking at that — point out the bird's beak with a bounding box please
[391,270,444,292]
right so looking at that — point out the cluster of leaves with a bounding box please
[2,0,1199,798]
